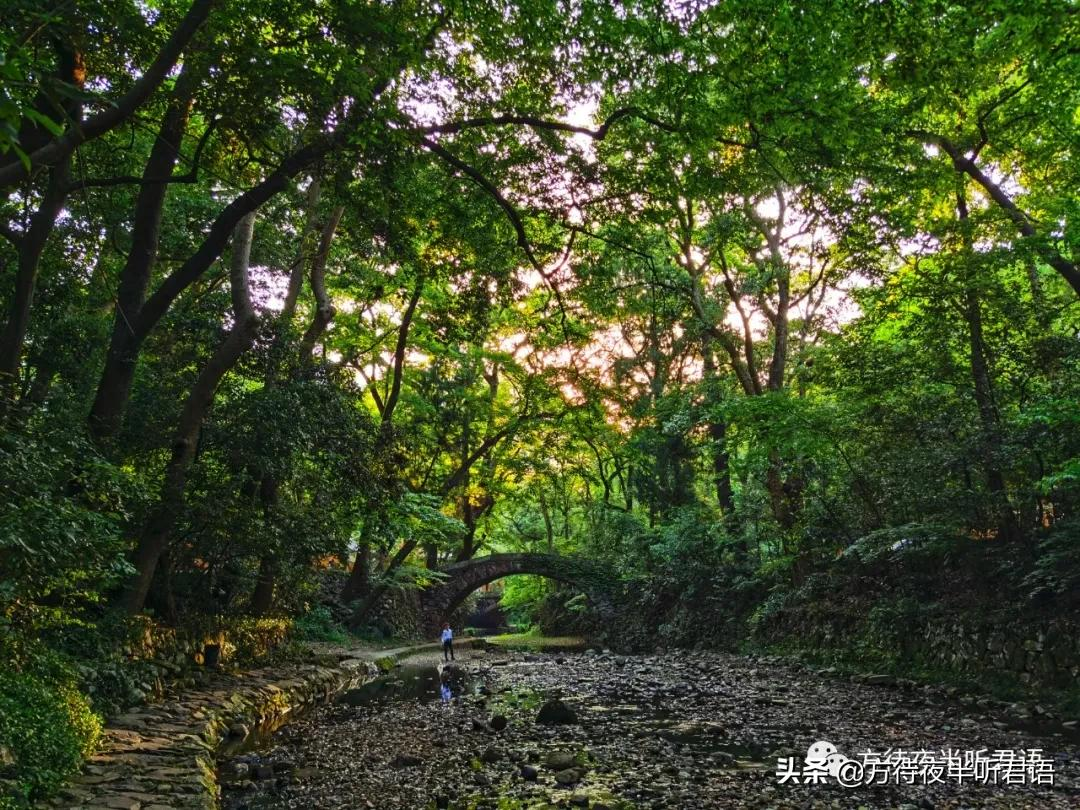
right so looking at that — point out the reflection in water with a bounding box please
[440,664,453,702]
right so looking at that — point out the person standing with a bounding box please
[441,622,455,661]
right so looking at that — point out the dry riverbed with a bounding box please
[219,645,1080,809]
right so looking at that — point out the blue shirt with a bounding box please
[441,628,453,642]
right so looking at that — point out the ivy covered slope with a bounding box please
[2,0,1079,804]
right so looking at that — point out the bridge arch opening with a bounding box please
[416,553,616,638]
[443,573,589,636]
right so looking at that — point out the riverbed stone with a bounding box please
[205,645,1080,810]
[544,750,578,770]
[554,766,585,785]
[536,698,577,724]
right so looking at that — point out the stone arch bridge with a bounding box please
[417,552,619,638]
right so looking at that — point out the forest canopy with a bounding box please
[1,0,1078,802]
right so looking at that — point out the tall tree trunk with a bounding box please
[280,180,322,321]
[0,40,86,406]
[348,539,418,628]
[766,451,794,531]
[250,203,343,609]
[964,284,1014,536]
[539,491,554,552]
[702,346,734,512]
[0,160,71,406]
[88,132,353,442]
[249,474,280,615]
[121,213,258,614]
[250,555,277,615]
[341,542,370,603]
[957,188,1017,541]
[89,73,196,441]
[709,417,734,512]
[298,205,344,356]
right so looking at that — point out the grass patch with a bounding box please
[486,633,587,652]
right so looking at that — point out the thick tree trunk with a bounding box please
[249,475,280,615]
[457,528,476,562]
[965,286,1017,540]
[250,555,276,615]
[348,539,418,628]
[766,452,794,531]
[341,542,370,603]
[89,75,196,441]
[709,417,734,512]
[122,213,258,614]
[89,133,351,442]
[26,350,58,404]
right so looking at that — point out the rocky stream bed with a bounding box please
[219,644,1080,809]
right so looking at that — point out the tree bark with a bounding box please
[702,346,734,512]
[88,133,342,441]
[0,159,71,405]
[299,205,344,355]
[121,212,258,614]
[249,554,277,615]
[0,0,215,190]
[956,188,1018,541]
[380,279,423,426]
[539,490,555,552]
[280,180,323,321]
[251,203,343,610]
[89,72,196,441]
[341,542,370,603]
[931,137,1080,297]
[348,538,418,627]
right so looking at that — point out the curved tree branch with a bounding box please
[300,204,344,355]
[0,0,216,190]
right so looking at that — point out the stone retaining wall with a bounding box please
[757,603,1080,689]
[917,618,1080,687]
[43,651,398,810]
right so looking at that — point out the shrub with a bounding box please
[1021,518,1080,604]
[0,647,101,806]
[0,419,137,622]
[840,523,962,570]
[294,606,349,644]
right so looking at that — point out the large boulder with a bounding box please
[536,698,577,725]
